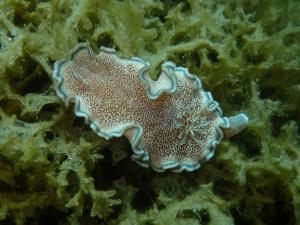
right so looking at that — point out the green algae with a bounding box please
[0,0,299,224]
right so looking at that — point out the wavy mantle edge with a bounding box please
[52,42,237,173]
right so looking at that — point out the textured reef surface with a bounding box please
[0,0,299,225]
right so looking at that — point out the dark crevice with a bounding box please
[171,31,191,45]
[1,217,16,225]
[92,138,133,190]
[271,115,289,137]
[0,180,13,192]
[37,103,60,121]
[96,32,117,50]
[31,206,68,225]
[245,50,266,65]
[206,48,219,64]
[131,188,157,213]
[8,55,51,95]
[231,129,262,157]
[15,170,29,193]
[92,148,116,190]
[0,98,23,117]
[144,4,166,23]
[78,205,104,225]
[236,35,245,49]
[43,129,58,143]
[19,112,36,123]
[47,153,54,162]
[212,179,241,200]
[66,170,80,198]
[231,169,296,225]
[283,32,300,46]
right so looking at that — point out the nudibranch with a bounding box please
[53,43,248,172]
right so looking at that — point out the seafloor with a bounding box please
[0,0,299,225]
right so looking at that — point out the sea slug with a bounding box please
[52,43,248,172]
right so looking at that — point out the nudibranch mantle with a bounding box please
[53,43,248,172]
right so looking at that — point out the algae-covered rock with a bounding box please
[0,0,299,224]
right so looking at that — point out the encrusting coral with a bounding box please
[53,43,248,172]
